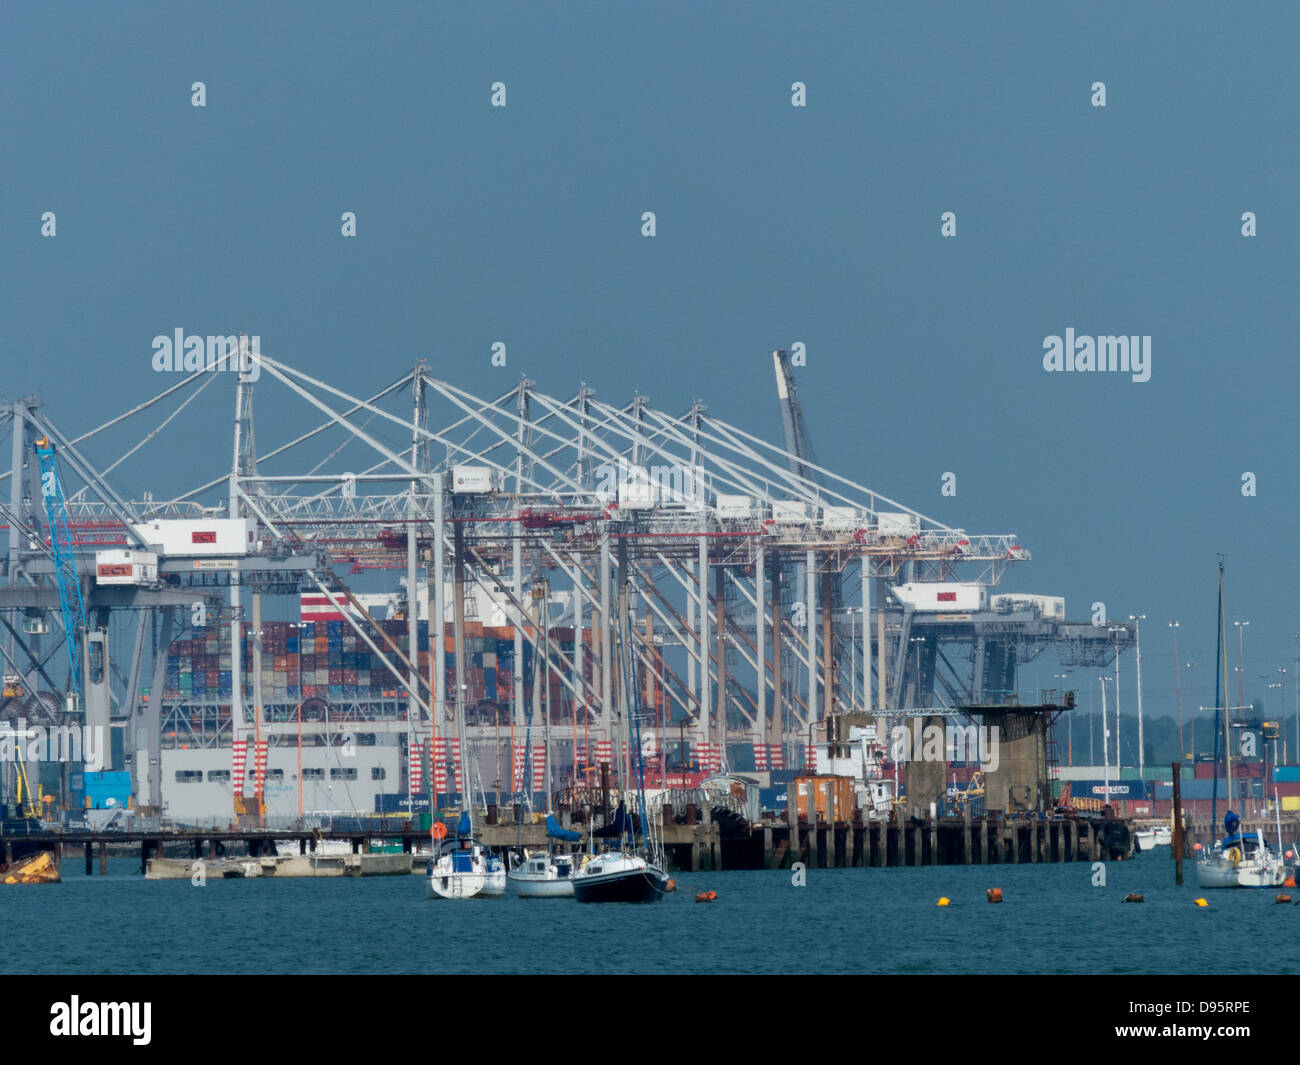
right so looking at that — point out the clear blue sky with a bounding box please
[3,1,1297,722]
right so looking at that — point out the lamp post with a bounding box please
[1185,661,1197,760]
[1100,676,1112,805]
[1130,614,1146,779]
[1293,633,1300,766]
[1279,668,1289,764]
[1109,626,1124,770]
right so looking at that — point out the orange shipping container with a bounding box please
[794,775,856,823]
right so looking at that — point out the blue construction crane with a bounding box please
[34,436,89,709]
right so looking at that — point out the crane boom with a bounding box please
[772,349,820,484]
[34,436,89,707]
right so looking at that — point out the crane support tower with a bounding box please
[34,435,89,709]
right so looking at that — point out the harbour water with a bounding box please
[11,856,1296,975]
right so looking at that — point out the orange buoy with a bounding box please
[665,879,678,892]
[1275,894,1293,904]
[986,887,1003,903]
[1123,893,1144,903]
[695,890,716,903]
[1284,876,1296,888]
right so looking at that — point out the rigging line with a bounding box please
[173,371,416,502]
[67,370,220,502]
[0,368,214,485]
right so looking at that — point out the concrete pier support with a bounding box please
[764,824,774,869]
[980,818,989,864]
[912,824,922,867]
[881,821,889,868]
[85,842,92,876]
[786,801,800,865]
[98,842,107,875]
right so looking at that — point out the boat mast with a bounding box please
[1222,560,1232,821]
[453,518,470,832]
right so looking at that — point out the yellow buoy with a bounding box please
[937,897,950,907]
[1194,898,1209,907]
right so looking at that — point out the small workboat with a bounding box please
[1134,824,1171,850]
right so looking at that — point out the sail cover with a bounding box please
[545,814,582,842]
[592,802,639,839]
[457,810,472,837]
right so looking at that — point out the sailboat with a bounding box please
[508,585,583,897]
[571,546,668,903]
[1196,560,1286,889]
[426,809,506,899]
[426,519,505,900]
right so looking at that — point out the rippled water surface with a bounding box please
[8,855,1293,974]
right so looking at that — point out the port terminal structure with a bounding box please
[0,352,1134,817]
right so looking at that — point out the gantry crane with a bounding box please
[33,436,89,711]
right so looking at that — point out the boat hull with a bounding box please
[426,867,506,899]
[1196,856,1286,889]
[508,872,575,898]
[572,858,668,903]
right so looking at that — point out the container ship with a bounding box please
[156,582,692,824]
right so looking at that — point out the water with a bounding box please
[8,855,1294,974]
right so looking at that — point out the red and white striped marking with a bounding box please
[232,739,247,794]
[408,741,424,791]
[300,593,347,622]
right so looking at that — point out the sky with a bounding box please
[2,1,1297,728]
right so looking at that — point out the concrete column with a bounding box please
[786,795,799,866]
[771,565,783,760]
[755,547,766,755]
[862,563,872,713]
[699,537,710,755]
[805,550,817,744]
[963,805,972,865]
[881,820,889,868]
[912,824,922,867]
[764,824,774,869]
